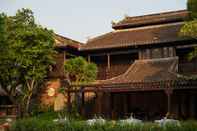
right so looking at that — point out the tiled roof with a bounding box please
[99,57,179,84]
[80,22,188,51]
[54,34,82,49]
[112,10,188,29]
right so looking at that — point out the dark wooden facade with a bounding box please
[44,10,197,120]
[48,34,81,78]
[72,10,197,120]
[67,80,197,120]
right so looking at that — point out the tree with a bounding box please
[0,14,22,104]
[180,0,197,38]
[64,56,97,114]
[180,0,197,60]
[64,56,97,86]
[187,0,197,20]
[0,8,55,115]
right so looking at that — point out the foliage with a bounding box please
[0,13,22,103]
[179,20,197,61]
[64,57,97,117]
[180,0,197,61]
[10,118,197,131]
[180,0,197,38]
[180,20,197,39]
[0,8,55,115]
[64,56,97,85]
[187,0,197,20]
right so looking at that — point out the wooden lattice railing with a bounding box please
[68,80,197,93]
[0,105,18,119]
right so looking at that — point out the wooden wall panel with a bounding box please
[48,52,65,78]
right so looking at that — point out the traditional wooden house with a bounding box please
[49,34,81,78]
[40,34,82,107]
[73,10,197,120]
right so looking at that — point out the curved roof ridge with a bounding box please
[98,57,179,84]
[115,22,183,32]
[55,33,83,49]
[121,10,187,21]
[113,10,188,30]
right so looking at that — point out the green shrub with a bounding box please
[181,120,197,131]
[10,118,197,131]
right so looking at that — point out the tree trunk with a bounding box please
[25,93,32,116]
[23,80,35,117]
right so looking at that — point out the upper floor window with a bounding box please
[139,47,176,59]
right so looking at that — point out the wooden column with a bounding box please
[107,53,110,69]
[146,49,151,59]
[81,91,85,116]
[64,51,66,60]
[139,51,142,59]
[105,93,112,118]
[106,54,111,79]
[111,93,115,119]
[63,51,66,75]
[123,94,128,117]
[165,89,173,114]
[96,91,103,116]
[189,93,195,118]
[88,55,91,63]
[67,90,71,114]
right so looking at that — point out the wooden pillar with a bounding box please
[167,92,171,114]
[146,49,151,59]
[107,53,110,69]
[139,51,142,59]
[88,55,91,63]
[105,92,112,118]
[123,94,128,117]
[165,89,173,114]
[111,93,115,119]
[67,90,71,114]
[106,54,111,79]
[63,51,66,75]
[97,91,103,116]
[81,91,85,116]
[64,51,66,60]
[189,94,195,118]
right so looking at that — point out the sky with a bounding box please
[0,0,187,43]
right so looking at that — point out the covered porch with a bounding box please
[67,80,197,120]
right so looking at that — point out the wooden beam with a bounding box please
[176,44,197,49]
[68,80,197,93]
[88,50,138,57]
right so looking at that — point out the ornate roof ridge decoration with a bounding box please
[54,33,83,49]
[112,10,188,30]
